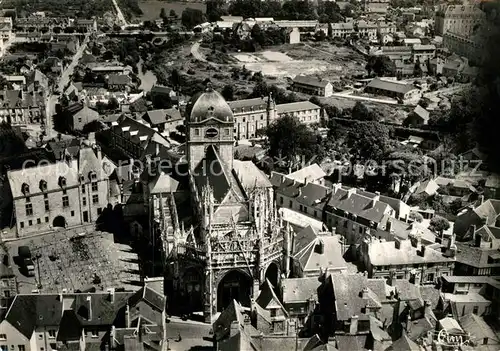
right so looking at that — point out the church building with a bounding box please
[150,84,288,322]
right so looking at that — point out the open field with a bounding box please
[138,0,206,21]
[230,43,366,80]
[7,230,141,294]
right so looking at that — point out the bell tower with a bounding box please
[186,84,235,171]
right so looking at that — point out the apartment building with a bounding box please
[0,90,45,125]
[360,237,456,283]
[330,22,355,38]
[227,96,322,139]
[0,287,165,351]
[7,145,109,237]
[435,4,484,37]
[109,116,171,160]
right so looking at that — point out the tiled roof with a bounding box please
[335,335,369,350]
[368,239,454,266]
[386,333,419,351]
[108,74,131,86]
[213,299,245,341]
[276,101,320,114]
[331,274,383,321]
[293,75,330,88]
[331,22,354,30]
[7,160,79,199]
[194,145,237,203]
[294,225,319,255]
[227,97,269,113]
[144,108,182,125]
[294,235,347,274]
[455,242,500,269]
[366,78,417,95]
[256,279,287,314]
[233,160,272,189]
[282,277,319,304]
[459,314,498,343]
[148,172,180,194]
[287,164,326,183]
[5,294,63,339]
[327,188,392,224]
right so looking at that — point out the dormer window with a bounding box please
[39,180,47,192]
[59,176,66,188]
[79,174,85,182]
[22,183,30,195]
[89,171,97,180]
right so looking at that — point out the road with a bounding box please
[111,0,128,27]
[164,319,213,351]
[44,35,89,138]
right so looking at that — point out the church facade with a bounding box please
[151,85,288,322]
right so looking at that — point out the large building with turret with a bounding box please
[148,84,289,322]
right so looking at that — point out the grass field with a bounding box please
[138,0,206,21]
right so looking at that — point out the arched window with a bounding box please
[89,171,97,180]
[39,180,47,192]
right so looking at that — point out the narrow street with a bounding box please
[111,0,128,27]
[45,35,89,139]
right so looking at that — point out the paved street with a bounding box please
[164,319,213,351]
[111,0,128,26]
[44,35,89,138]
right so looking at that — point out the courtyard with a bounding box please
[7,229,142,294]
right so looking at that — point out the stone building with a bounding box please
[152,84,288,322]
[227,95,321,140]
[7,145,110,237]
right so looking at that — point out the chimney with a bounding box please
[350,315,359,334]
[394,237,401,249]
[474,229,482,248]
[347,188,356,198]
[333,183,342,194]
[360,287,369,299]
[307,295,316,314]
[424,300,432,316]
[419,244,426,257]
[86,295,92,321]
[448,233,455,249]
[111,326,116,349]
[108,288,115,303]
[155,142,160,156]
[386,220,392,233]
[479,195,484,204]
[230,320,240,337]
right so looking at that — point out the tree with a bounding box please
[262,114,325,168]
[160,8,167,19]
[430,215,450,234]
[345,121,392,162]
[170,9,177,18]
[221,84,234,101]
[107,97,119,111]
[181,8,205,29]
[351,101,376,121]
[366,55,396,77]
[170,69,182,91]
[251,23,265,46]
[409,211,424,223]
[206,0,225,22]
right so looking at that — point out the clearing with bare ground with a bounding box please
[230,43,367,81]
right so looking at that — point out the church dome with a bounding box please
[186,84,234,123]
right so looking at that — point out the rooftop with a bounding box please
[282,277,319,304]
[366,78,417,95]
[276,101,320,114]
[368,239,454,266]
